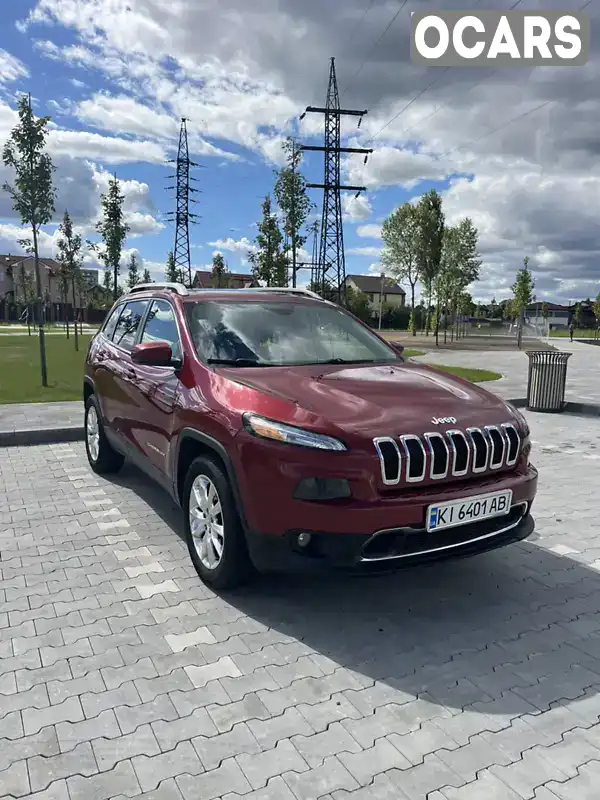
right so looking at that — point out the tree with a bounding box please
[18,263,36,335]
[92,174,129,302]
[416,190,445,336]
[248,195,287,287]
[211,253,230,288]
[435,218,481,343]
[381,202,421,336]
[593,293,600,335]
[126,253,140,289]
[345,285,372,324]
[2,93,56,386]
[56,210,84,351]
[142,268,152,283]
[511,256,535,348]
[574,302,583,329]
[165,251,179,283]
[273,138,314,287]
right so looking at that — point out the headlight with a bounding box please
[242,413,347,451]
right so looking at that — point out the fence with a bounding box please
[0,301,108,327]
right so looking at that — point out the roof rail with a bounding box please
[128,282,189,296]
[236,287,325,301]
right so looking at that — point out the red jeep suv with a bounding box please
[83,282,537,589]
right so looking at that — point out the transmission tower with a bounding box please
[296,220,320,287]
[300,58,372,304]
[165,118,201,287]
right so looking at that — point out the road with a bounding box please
[1,408,600,799]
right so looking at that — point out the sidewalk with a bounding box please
[0,400,81,446]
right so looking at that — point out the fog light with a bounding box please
[297,533,312,547]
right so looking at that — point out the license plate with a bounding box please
[426,490,513,533]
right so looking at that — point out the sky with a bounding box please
[0,0,598,305]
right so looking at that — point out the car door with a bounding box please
[126,298,184,477]
[107,298,150,447]
[91,302,127,428]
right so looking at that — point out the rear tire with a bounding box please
[84,395,124,475]
[183,456,253,590]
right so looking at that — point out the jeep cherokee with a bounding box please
[83,282,537,589]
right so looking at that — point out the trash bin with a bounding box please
[526,350,571,412]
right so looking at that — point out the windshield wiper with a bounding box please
[317,358,380,364]
[207,358,264,367]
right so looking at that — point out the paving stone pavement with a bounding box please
[1,404,600,799]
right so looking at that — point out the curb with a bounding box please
[508,398,600,417]
[0,426,84,447]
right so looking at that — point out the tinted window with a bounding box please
[140,300,182,360]
[102,304,123,341]
[185,300,399,366]
[112,300,149,351]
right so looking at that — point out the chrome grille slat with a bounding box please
[373,422,521,485]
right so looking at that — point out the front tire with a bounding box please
[183,456,253,590]
[84,395,124,475]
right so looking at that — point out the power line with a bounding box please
[340,0,409,98]
[341,0,379,54]
[365,0,523,143]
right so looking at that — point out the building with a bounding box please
[525,302,569,330]
[0,255,100,306]
[192,270,259,289]
[345,274,406,309]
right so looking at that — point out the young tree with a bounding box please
[345,285,372,324]
[126,252,140,289]
[165,251,179,283]
[18,264,36,336]
[2,94,56,385]
[416,190,445,336]
[511,256,535,348]
[248,195,287,287]
[92,174,129,302]
[381,202,421,336]
[593,292,600,336]
[142,268,152,284]
[56,210,83,351]
[211,253,230,288]
[273,138,314,287]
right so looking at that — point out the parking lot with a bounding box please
[2,409,600,799]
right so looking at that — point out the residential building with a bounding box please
[0,255,100,306]
[345,274,406,309]
[525,302,569,330]
[192,270,259,289]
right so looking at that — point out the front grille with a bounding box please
[374,423,521,486]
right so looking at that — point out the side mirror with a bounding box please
[131,341,178,367]
[389,341,405,356]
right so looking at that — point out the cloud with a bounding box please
[346,246,382,257]
[0,50,29,85]
[356,224,382,239]
[342,193,372,222]
[208,236,258,254]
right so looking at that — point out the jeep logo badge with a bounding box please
[431,416,457,425]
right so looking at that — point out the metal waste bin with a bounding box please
[526,351,571,412]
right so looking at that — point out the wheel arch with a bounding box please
[175,428,249,533]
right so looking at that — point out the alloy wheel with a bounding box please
[86,404,100,462]
[188,474,225,570]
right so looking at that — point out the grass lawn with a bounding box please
[403,349,425,358]
[429,365,502,383]
[549,328,598,338]
[0,333,92,404]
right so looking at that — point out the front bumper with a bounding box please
[244,465,538,574]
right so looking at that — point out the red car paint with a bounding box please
[84,286,537,575]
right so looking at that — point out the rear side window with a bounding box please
[101,304,123,341]
[112,300,149,352]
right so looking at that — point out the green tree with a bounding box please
[165,251,179,283]
[2,93,56,385]
[511,256,535,348]
[273,138,314,288]
[126,252,140,289]
[92,174,129,301]
[345,285,372,324]
[211,252,230,288]
[436,218,481,343]
[56,210,83,351]
[18,263,36,335]
[142,268,152,283]
[248,195,287,287]
[416,189,444,336]
[381,202,420,336]
[593,292,600,334]
[489,297,500,319]
[573,302,582,329]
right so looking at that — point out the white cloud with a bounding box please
[48,128,167,164]
[208,237,258,254]
[342,193,372,222]
[0,50,29,85]
[356,224,382,239]
[347,246,382,257]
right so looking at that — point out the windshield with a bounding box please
[184,300,400,366]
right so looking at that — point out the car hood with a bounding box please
[216,361,512,437]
